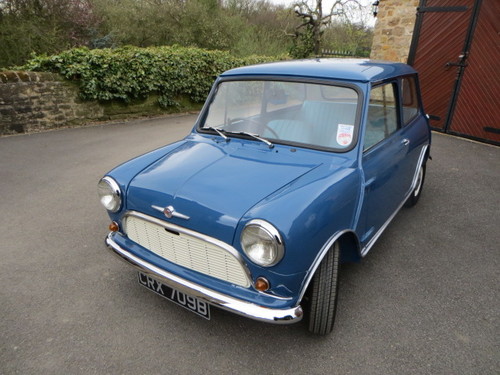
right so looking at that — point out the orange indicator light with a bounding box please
[109,222,119,232]
[255,277,270,292]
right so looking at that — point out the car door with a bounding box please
[396,75,430,198]
[358,82,411,249]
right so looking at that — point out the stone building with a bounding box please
[370,0,419,62]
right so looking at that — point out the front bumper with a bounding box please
[105,233,303,324]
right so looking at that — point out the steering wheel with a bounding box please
[229,117,280,139]
[262,124,280,139]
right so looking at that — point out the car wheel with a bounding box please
[405,164,426,207]
[307,241,340,335]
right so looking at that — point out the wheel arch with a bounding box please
[298,229,361,302]
[338,231,362,264]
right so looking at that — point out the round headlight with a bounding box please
[240,220,284,267]
[97,176,122,212]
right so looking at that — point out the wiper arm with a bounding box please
[207,127,228,141]
[206,127,274,149]
[237,131,274,149]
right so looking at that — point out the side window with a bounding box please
[401,77,420,125]
[364,83,398,151]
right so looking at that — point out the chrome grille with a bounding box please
[124,214,251,287]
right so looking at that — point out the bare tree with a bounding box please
[292,0,361,56]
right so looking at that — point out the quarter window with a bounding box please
[364,83,398,151]
[401,77,420,125]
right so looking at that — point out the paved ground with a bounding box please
[0,115,498,375]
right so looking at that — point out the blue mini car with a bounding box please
[99,59,431,335]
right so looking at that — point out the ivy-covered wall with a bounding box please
[0,46,281,136]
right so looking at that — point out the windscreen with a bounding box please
[201,80,359,150]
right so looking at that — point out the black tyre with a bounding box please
[307,242,340,335]
[405,164,426,208]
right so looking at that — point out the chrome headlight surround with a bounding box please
[97,176,122,212]
[240,219,284,267]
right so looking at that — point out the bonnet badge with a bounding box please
[151,205,190,220]
[163,206,174,218]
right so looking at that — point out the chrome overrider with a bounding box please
[105,233,304,324]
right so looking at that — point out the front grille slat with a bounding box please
[124,215,251,288]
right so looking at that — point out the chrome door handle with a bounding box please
[402,138,410,146]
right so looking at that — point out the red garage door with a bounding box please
[408,0,500,145]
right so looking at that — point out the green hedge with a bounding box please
[20,46,285,108]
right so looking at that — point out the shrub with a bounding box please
[20,46,285,108]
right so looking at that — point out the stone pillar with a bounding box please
[370,0,420,63]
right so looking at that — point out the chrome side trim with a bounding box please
[360,144,429,257]
[360,197,405,257]
[409,144,429,192]
[297,229,356,302]
[106,233,303,324]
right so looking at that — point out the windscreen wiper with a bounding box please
[207,127,228,141]
[206,127,274,149]
[236,131,274,149]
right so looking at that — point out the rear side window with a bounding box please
[364,83,398,151]
[401,77,419,125]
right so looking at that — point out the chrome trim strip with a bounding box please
[360,144,429,257]
[124,210,253,284]
[409,144,429,192]
[151,205,190,220]
[297,229,355,302]
[106,233,303,324]
[360,197,405,257]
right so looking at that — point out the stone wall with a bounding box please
[370,0,419,62]
[0,71,196,136]
[0,71,104,136]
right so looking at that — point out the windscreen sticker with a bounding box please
[337,124,354,146]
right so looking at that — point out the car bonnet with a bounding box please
[125,138,322,244]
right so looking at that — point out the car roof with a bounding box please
[220,58,417,83]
